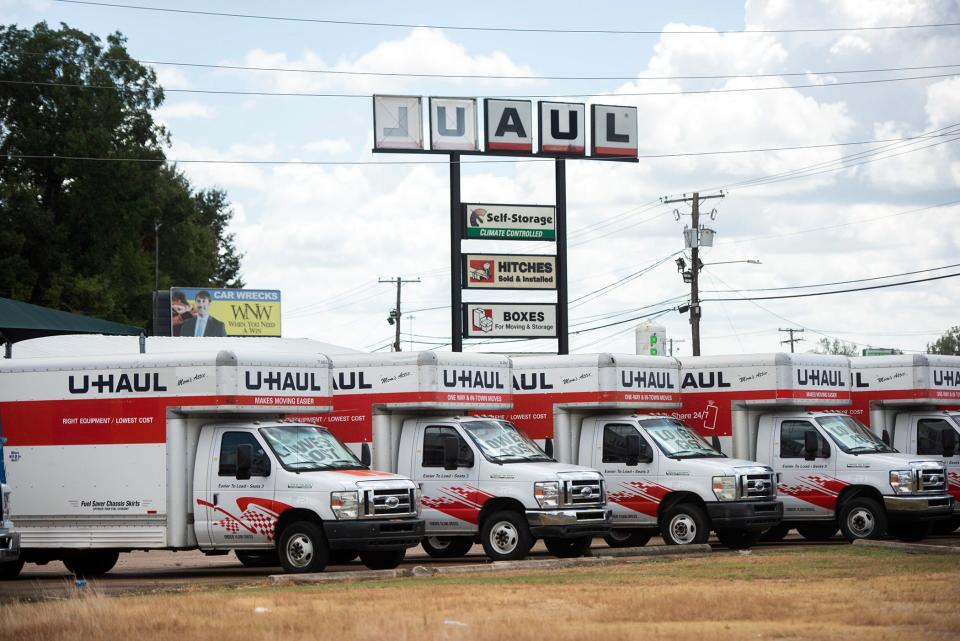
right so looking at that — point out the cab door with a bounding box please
[413,423,482,534]
[596,422,659,527]
[773,419,839,520]
[914,417,960,503]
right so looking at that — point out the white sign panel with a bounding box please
[429,97,478,151]
[538,101,585,155]
[484,99,533,153]
[463,304,558,338]
[463,254,557,290]
[373,95,423,150]
[591,104,638,158]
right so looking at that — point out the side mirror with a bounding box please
[943,430,957,458]
[442,435,460,471]
[803,430,819,461]
[360,443,372,467]
[543,437,554,459]
[625,434,641,467]
[236,443,253,480]
[711,435,723,455]
[881,430,891,446]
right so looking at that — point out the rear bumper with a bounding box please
[706,500,783,531]
[526,508,611,539]
[323,518,425,551]
[0,530,20,561]
[883,494,954,522]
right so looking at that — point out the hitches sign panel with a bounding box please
[373,95,423,150]
[429,97,478,151]
[484,99,533,152]
[464,203,556,240]
[463,254,557,290]
[464,304,558,338]
[591,104,638,158]
[539,101,585,155]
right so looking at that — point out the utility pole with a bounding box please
[380,277,420,352]
[779,328,805,353]
[663,191,725,356]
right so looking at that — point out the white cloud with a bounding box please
[303,139,352,155]
[154,101,215,122]
[155,67,191,90]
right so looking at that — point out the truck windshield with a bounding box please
[639,418,723,458]
[815,415,895,454]
[461,420,553,463]
[260,424,366,471]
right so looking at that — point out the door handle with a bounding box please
[213,493,219,506]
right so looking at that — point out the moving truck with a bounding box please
[0,419,19,576]
[0,348,424,578]
[493,354,782,549]
[838,355,960,534]
[317,352,611,561]
[679,353,953,542]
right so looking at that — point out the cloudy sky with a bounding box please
[4,0,960,356]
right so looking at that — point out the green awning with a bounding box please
[0,297,142,343]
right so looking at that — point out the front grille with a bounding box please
[918,467,947,493]
[740,472,776,499]
[563,479,605,507]
[363,488,416,518]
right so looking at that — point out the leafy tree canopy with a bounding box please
[0,22,243,330]
[809,336,858,356]
[928,326,960,355]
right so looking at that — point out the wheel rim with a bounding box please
[489,521,519,555]
[669,514,698,544]
[847,507,875,538]
[607,530,632,543]
[427,536,451,551]
[285,533,314,568]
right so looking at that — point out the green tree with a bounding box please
[810,337,858,356]
[928,326,960,355]
[0,22,242,328]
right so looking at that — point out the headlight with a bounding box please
[534,481,560,508]
[413,486,423,516]
[889,470,915,495]
[712,476,738,501]
[331,491,359,520]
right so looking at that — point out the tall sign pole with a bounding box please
[555,159,569,354]
[450,153,463,351]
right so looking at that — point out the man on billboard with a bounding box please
[180,290,227,337]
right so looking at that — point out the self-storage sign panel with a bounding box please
[462,254,557,290]
[463,303,558,338]
[463,203,556,241]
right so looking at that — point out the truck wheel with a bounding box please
[421,536,474,558]
[235,550,280,567]
[359,549,406,570]
[888,521,932,542]
[759,523,791,542]
[63,550,120,578]
[660,504,710,545]
[328,550,359,564]
[715,529,762,550]
[603,529,652,548]
[277,521,329,573]
[480,511,533,561]
[0,559,24,580]
[544,536,593,558]
[932,516,960,535]
[838,497,886,542]
[796,522,839,541]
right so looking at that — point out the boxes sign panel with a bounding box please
[538,101,585,155]
[373,95,423,150]
[484,99,533,153]
[463,304,558,338]
[463,203,556,241]
[463,254,557,290]
[591,104,638,158]
[430,97,478,151]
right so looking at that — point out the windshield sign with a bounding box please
[816,415,894,453]
[461,420,551,462]
[260,424,364,470]
[639,418,722,458]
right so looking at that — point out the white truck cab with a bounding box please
[0,347,424,578]
[679,353,953,543]
[0,428,19,577]
[321,352,611,561]
[498,354,781,549]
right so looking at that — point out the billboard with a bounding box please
[463,203,556,241]
[463,304,558,338]
[170,288,281,337]
[462,254,557,290]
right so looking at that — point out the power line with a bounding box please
[701,261,960,293]
[701,270,960,302]
[53,1,960,35]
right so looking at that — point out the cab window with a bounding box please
[219,431,271,477]
[917,419,960,456]
[422,426,474,468]
[780,421,830,459]
[603,424,648,463]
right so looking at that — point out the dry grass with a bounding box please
[1,547,959,641]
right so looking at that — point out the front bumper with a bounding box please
[706,499,783,531]
[526,508,611,539]
[883,494,954,522]
[323,518,425,551]
[0,530,20,561]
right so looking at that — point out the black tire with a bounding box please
[480,510,533,561]
[603,529,652,548]
[63,550,120,578]
[235,550,281,567]
[715,529,762,550]
[277,521,329,573]
[888,521,932,543]
[659,503,710,545]
[932,516,960,535]
[838,497,887,542]
[328,550,359,565]
[359,549,406,570]
[759,523,791,542]
[543,536,593,558]
[796,522,840,541]
[421,536,475,558]
[0,559,24,580]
